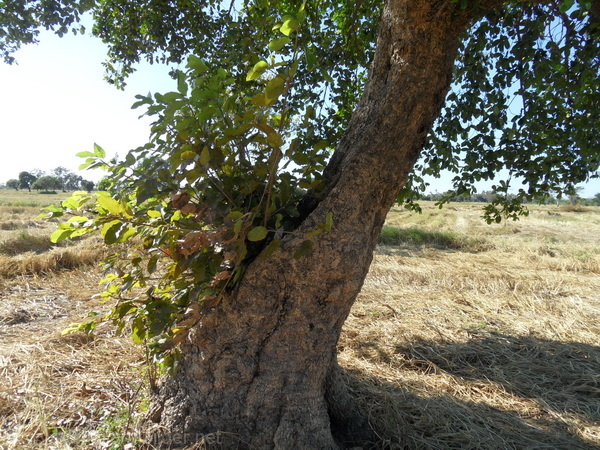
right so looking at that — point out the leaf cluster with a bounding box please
[42,9,334,369]
[405,1,600,222]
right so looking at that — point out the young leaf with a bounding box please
[267,131,284,148]
[177,70,188,95]
[93,143,106,158]
[187,55,209,73]
[280,18,300,36]
[268,37,291,52]
[265,76,286,102]
[246,60,269,81]
[50,228,74,243]
[200,146,210,165]
[76,151,96,158]
[248,226,268,241]
[97,195,124,215]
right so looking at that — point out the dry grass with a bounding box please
[340,202,600,449]
[0,273,147,449]
[0,191,69,208]
[0,194,108,278]
[0,191,145,449]
[0,197,599,449]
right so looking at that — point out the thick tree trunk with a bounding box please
[148,1,478,448]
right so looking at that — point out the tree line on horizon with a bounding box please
[3,167,95,193]
[423,188,600,206]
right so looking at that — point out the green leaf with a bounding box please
[101,220,122,244]
[187,55,209,73]
[93,143,106,158]
[267,131,284,148]
[247,226,268,241]
[305,48,318,70]
[61,320,97,335]
[76,151,96,158]
[559,0,575,12]
[181,151,196,161]
[246,60,269,81]
[268,37,291,52]
[148,255,159,274]
[177,70,188,95]
[233,218,243,234]
[79,158,95,170]
[97,194,124,215]
[280,18,300,36]
[265,76,286,102]
[251,93,270,106]
[199,146,210,166]
[226,211,244,221]
[131,317,145,344]
[294,239,313,259]
[50,228,74,243]
[314,140,329,151]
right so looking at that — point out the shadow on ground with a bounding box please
[344,332,600,449]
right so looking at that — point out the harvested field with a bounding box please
[0,196,599,448]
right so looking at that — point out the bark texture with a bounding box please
[148,1,487,448]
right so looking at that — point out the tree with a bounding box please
[81,180,95,192]
[63,172,84,191]
[4,0,599,447]
[6,179,19,190]
[31,175,63,192]
[96,177,112,192]
[567,184,585,205]
[18,171,37,192]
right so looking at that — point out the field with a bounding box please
[0,190,599,449]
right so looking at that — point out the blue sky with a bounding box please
[1,27,598,197]
[0,28,173,184]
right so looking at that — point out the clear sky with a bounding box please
[0,28,173,184]
[1,27,598,197]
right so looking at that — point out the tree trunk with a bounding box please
[148,1,479,448]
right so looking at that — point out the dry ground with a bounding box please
[0,193,599,449]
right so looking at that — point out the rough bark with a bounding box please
[147,1,486,448]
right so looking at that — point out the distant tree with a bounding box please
[6,179,19,190]
[63,172,84,191]
[32,175,62,192]
[52,166,69,178]
[18,171,37,192]
[81,180,95,192]
[51,167,69,190]
[567,185,584,206]
[96,177,112,192]
[594,193,600,206]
